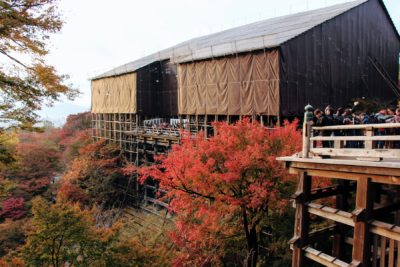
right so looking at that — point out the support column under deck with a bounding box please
[292,171,311,267]
[351,178,373,267]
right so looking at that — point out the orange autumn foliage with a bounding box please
[140,119,302,266]
[58,140,135,208]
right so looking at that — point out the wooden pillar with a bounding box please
[351,178,373,267]
[302,121,311,158]
[395,189,400,225]
[333,180,350,259]
[291,171,311,267]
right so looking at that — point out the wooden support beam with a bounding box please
[289,168,400,186]
[371,201,400,218]
[308,182,356,202]
[369,220,400,242]
[333,180,350,259]
[351,178,373,267]
[291,171,311,267]
[304,247,351,267]
[308,203,355,227]
[308,226,335,241]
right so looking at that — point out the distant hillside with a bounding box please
[39,102,90,126]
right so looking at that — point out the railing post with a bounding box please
[302,105,314,158]
[302,122,311,158]
[365,127,373,150]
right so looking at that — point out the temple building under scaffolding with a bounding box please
[90,0,400,207]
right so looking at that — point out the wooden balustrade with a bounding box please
[369,220,400,267]
[302,123,400,160]
[281,117,400,267]
[296,217,400,267]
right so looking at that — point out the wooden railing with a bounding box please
[302,122,400,160]
[300,201,400,267]
[370,220,400,267]
[125,126,181,137]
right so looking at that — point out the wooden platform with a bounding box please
[279,156,400,185]
[279,122,400,267]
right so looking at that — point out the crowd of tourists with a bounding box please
[312,102,400,149]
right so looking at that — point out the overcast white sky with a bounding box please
[39,0,400,125]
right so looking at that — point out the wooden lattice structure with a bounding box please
[91,112,272,209]
[91,113,180,209]
[279,122,400,267]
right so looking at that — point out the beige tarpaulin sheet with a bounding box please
[178,50,279,116]
[91,73,137,113]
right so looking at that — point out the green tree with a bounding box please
[23,198,100,266]
[0,219,26,257]
[0,0,78,128]
[0,177,14,200]
[0,131,17,167]
[22,198,142,267]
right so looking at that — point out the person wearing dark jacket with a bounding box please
[314,109,332,148]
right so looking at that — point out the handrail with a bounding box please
[301,117,400,160]
[311,136,400,141]
[370,220,400,242]
[125,126,181,136]
[313,123,400,131]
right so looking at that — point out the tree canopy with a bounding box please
[0,0,78,128]
[140,119,302,266]
[22,197,141,267]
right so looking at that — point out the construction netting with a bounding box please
[178,49,280,116]
[91,73,137,113]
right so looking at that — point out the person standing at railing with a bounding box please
[375,108,389,149]
[342,117,358,148]
[388,108,400,123]
[386,108,400,148]
[339,108,358,148]
[314,109,332,148]
[324,106,336,147]
[333,107,346,137]
[351,102,367,148]
[334,107,345,124]
[387,107,396,116]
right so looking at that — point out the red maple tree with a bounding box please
[58,112,92,164]
[0,197,26,220]
[58,139,134,208]
[140,119,301,266]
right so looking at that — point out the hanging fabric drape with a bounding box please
[91,73,137,113]
[178,49,280,116]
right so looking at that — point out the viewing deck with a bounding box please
[279,122,400,267]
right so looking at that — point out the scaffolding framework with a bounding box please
[91,112,278,210]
